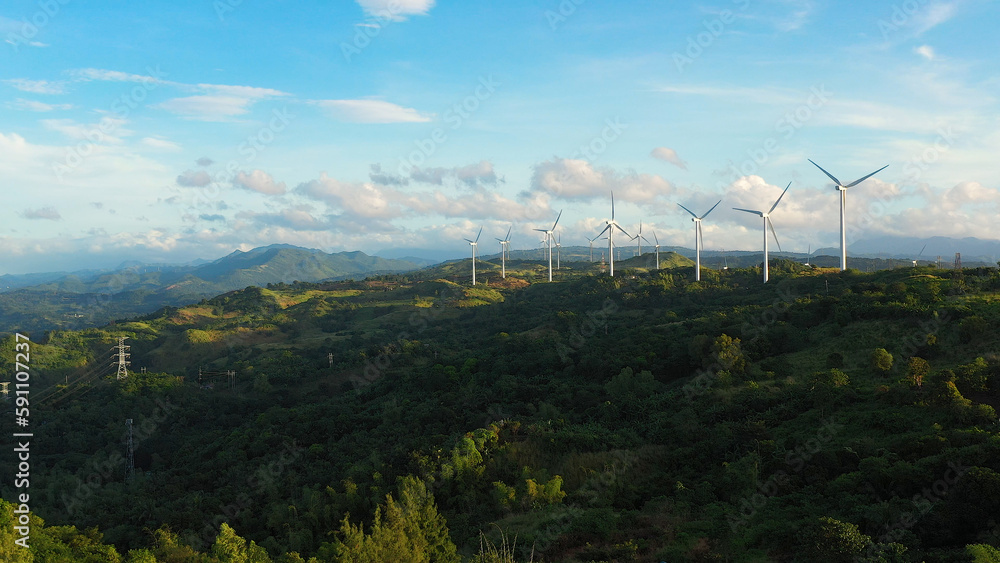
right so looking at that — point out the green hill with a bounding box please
[3,262,1000,562]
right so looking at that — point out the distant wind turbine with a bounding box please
[534,210,562,282]
[630,221,649,257]
[809,159,889,271]
[495,226,512,278]
[595,192,631,277]
[587,235,598,262]
[464,226,482,285]
[733,182,790,283]
[556,232,562,270]
[677,199,721,281]
[652,231,661,270]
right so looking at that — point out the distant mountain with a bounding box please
[849,235,1000,263]
[0,244,428,334]
[374,246,460,264]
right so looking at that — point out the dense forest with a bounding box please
[2,256,1000,562]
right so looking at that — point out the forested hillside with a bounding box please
[2,259,1000,562]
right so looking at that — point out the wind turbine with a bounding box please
[595,192,631,277]
[464,226,482,285]
[630,221,650,258]
[556,233,562,270]
[652,231,661,270]
[809,159,889,271]
[495,226,511,278]
[586,235,598,262]
[733,182,790,283]
[534,210,562,282]
[677,199,722,281]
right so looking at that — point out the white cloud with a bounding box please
[157,83,289,121]
[7,99,74,112]
[409,160,498,186]
[176,169,213,187]
[528,158,675,203]
[915,45,936,60]
[913,1,958,36]
[356,0,435,21]
[23,207,61,220]
[141,137,182,151]
[71,67,170,85]
[4,79,66,94]
[299,173,403,219]
[314,99,431,123]
[41,117,131,144]
[650,147,688,170]
[234,169,287,195]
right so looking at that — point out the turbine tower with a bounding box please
[733,182,790,283]
[464,227,482,285]
[652,232,661,270]
[808,159,889,271]
[556,233,562,270]
[677,200,721,281]
[495,226,512,278]
[534,210,562,282]
[595,192,631,277]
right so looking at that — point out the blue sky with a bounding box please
[1,0,998,273]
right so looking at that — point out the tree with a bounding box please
[804,516,871,562]
[905,357,929,389]
[871,348,893,373]
[211,523,272,563]
[712,334,746,374]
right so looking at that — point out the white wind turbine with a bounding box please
[534,210,562,282]
[464,226,483,285]
[630,221,649,258]
[652,231,661,270]
[495,226,512,278]
[587,235,598,262]
[733,182,790,283]
[556,233,562,270]
[809,159,889,271]
[595,192,631,277]
[677,199,722,281]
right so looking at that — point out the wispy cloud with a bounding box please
[650,147,688,170]
[915,44,936,60]
[234,169,287,195]
[356,0,435,21]
[23,207,61,220]
[313,99,432,123]
[4,78,66,94]
[7,99,74,112]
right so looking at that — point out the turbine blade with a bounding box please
[733,207,763,216]
[598,224,612,237]
[768,218,782,253]
[701,199,722,219]
[551,209,562,231]
[918,243,927,257]
[809,159,843,186]
[611,191,615,220]
[533,228,547,233]
[616,224,631,238]
[768,181,791,214]
[653,231,659,245]
[505,225,512,241]
[677,203,698,218]
[844,164,889,188]
[475,226,482,243]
